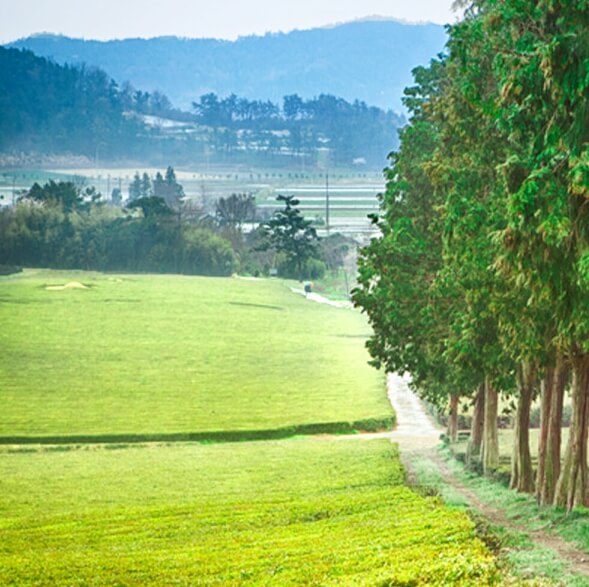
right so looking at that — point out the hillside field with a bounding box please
[0,270,390,439]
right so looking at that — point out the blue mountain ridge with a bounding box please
[8,19,447,112]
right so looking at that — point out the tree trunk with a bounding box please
[554,354,589,511]
[466,384,485,466]
[483,379,499,474]
[510,361,536,493]
[448,394,459,443]
[536,362,554,503]
[538,355,567,506]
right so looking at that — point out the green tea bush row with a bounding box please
[0,440,497,586]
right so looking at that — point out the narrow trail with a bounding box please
[385,373,589,580]
[386,373,441,449]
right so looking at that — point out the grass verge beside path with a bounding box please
[0,438,497,586]
[406,447,589,586]
[0,269,390,438]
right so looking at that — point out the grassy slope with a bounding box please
[0,270,389,438]
[0,269,502,585]
[0,439,496,586]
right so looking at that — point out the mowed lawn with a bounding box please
[0,439,496,586]
[0,270,389,438]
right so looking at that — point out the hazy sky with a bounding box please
[1,0,458,43]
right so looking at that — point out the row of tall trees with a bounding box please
[353,0,589,510]
[191,92,404,166]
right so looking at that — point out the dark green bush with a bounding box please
[0,202,237,277]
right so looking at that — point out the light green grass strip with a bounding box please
[0,270,390,437]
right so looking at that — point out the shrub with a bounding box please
[180,228,237,276]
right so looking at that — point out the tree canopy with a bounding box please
[353,0,589,509]
[257,195,323,279]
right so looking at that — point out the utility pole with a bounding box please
[325,170,330,234]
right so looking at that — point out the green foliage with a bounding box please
[355,0,589,408]
[25,180,84,212]
[355,0,589,503]
[0,184,237,276]
[0,270,389,437]
[353,60,470,406]
[0,439,497,586]
[178,227,237,276]
[127,195,174,217]
[0,47,143,158]
[297,257,327,280]
[258,195,322,279]
[485,0,589,356]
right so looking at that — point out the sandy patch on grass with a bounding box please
[46,282,88,291]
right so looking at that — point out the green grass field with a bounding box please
[0,439,496,586]
[0,270,390,439]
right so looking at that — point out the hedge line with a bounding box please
[0,415,395,446]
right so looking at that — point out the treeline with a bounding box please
[353,1,589,510]
[191,92,404,166]
[0,179,236,276]
[0,177,352,280]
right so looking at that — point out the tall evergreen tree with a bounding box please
[257,195,320,279]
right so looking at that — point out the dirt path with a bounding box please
[385,373,589,579]
[430,453,589,577]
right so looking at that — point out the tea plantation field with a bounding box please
[0,269,499,585]
[0,270,390,440]
[0,439,496,586]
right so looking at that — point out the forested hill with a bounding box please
[8,19,447,111]
[0,46,403,168]
[0,46,143,158]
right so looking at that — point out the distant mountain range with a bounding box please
[8,19,447,112]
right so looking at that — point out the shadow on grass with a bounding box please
[229,301,285,311]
